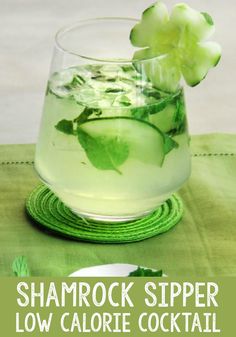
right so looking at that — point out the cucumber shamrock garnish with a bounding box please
[130,2,221,92]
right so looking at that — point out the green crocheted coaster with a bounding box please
[26,184,183,243]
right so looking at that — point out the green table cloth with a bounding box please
[0,134,235,277]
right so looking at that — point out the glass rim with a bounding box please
[55,17,168,64]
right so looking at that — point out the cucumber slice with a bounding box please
[181,41,222,86]
[134,49,181,93]
[130,2,221,92]
[130,2,169,49]
[149,104,176,133]
[171,4,215,41]
[78,117,165,167]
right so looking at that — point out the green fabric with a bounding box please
[26,185,183,243]
[0,134,235,277]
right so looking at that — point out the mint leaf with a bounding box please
[119,95,131,106]
[75,74,85,84]
[75,107,102,125]
[128,266,163,277]
[131,106,149,119]
[163,134,179,155]
[55,119,74,135]
[121,77,134,85]
[55,107,103,135]
[12,256,30,277]
[105,88,125,93]
[107,78,116,82]
[149,99,171,114]
[91,74,104,80]
[64,74,85,90]
[142,88,161,99]
[173,94,186,134]
[77,128,129,174]
[121,65,134,73]
[201,12,214,26]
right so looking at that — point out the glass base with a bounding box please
[70,207,157,223]
[26,184,183,243]
[44,186,178,223]
[36,176,188,223]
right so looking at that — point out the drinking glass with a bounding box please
[35,18,191,222]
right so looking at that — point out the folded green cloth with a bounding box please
[0,134,235,276]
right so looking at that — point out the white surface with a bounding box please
[69,263,164,277]
[1,0,235,144]
[69,263,140,277]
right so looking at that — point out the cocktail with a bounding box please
[35,3,221,222]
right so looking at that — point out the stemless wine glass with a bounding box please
[35,18,191,222]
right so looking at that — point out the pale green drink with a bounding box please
[35,64,191,221]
